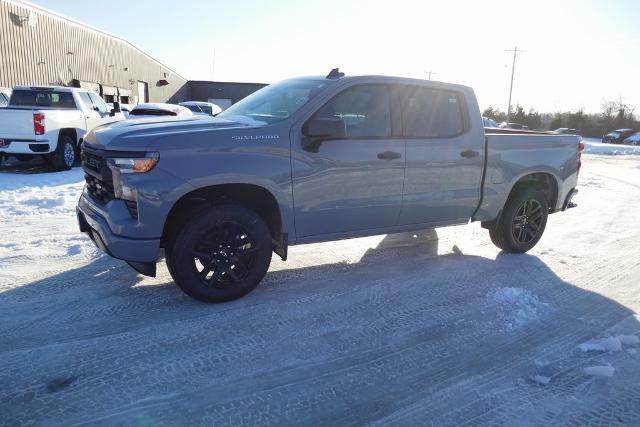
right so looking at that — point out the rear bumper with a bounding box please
[76,195,161,266]
[0,139,52,154]
[561,188,578,211]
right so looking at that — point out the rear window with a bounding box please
[400,86,466,138]
[130,109,176,116]
[10,90,77,109]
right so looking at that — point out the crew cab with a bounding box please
[77,70,582,303]
[0,86,125,170]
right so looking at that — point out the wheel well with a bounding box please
[58,128,78,145]
[482,172,558,230]
[162,184,283,250]
[510,172,558,209]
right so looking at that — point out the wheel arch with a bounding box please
[482,170,559,229]
[162,183,288,259]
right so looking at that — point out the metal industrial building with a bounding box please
[0,0,264,107]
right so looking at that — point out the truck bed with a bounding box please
[474,132,581,222]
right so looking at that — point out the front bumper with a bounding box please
[76,195,161,266]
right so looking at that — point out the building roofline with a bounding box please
[6,0,187,81]
[189,80,268,86]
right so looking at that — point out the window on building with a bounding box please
[400,87,466,138]
[313,85,391,138]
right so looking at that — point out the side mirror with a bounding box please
[303,117,346,139]
[301,117,346,153]
[110,101,122,117]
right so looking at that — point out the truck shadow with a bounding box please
[1,229,637,354]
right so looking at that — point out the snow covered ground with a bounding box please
[1,154,640,425]
[583,137,640,156]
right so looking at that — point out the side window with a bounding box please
[401,87,465,138]
[0,94,7,107]
[78,92,94,111]
[88,93,109,114]
[314,85,391,138]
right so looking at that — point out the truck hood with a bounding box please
[83,115,254,151]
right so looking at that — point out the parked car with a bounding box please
[622,132,640,146]
[482,117,499,128]
[179,101,222,116]
[500,122,529,130]
[128,103,194,119]
[0,87,11,107]
[77,71,582,303]
[602,129,635,144]
[0,86,125,170]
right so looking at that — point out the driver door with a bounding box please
[290,84,406,239]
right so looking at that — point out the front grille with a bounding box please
[85,173,115,204]
[82,150,102,173]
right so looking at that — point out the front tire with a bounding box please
[50,136,76,171]
[489,187,549,253]
[166,205,273,303]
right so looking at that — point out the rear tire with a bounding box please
[489,187,548,253]
[50,136,76,171]
[166,205,273,303]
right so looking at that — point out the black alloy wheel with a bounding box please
[166,205,273,303]
[511,199,544,244]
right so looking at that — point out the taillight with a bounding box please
[33,113,45,135]
[577,140,585,175]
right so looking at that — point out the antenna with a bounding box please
[326,68,344,79]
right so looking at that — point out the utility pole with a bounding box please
[424,71,436,80]
[506,46,526,124]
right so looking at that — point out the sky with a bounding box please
[30,0,640,113]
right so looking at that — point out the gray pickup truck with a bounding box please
[77,70,582,302]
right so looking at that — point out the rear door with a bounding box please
[397,85,484,226]
[291,83,405,238]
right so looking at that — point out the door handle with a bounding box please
[460,149,479,159]
[377,151,402,160]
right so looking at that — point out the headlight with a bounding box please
[107,152,159,174]
[107,152,159,203]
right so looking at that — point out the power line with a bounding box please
[506,46,526,124]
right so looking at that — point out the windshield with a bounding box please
[10,90,76,109]
[218,79,329,125]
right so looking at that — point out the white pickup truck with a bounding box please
[0,86,125,170]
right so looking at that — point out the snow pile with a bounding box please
[578,335,639,352]
[583,141,640,156]
[531,375,551,385]
[578,337,623,352]
[617,334,640,345]
[488,287,545,330]
[583,366,615,377]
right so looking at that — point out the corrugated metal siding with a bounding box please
[0,0,188,102]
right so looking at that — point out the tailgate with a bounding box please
[0,109,36,140]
